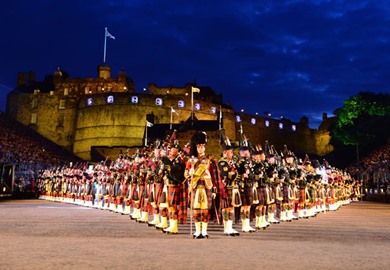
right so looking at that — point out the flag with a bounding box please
[191,86,200,93]
[171,107,179,115]
[146,120,154,127]
[106,29,115,40]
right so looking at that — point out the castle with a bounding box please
[6,65,334,161]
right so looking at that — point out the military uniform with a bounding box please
[218,145,240,236]
[159,146,186,234]
[187,131,218,238]
[236,147,256,232]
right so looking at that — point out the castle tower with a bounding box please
[27,71,35,87]
[53,67,62,86]
[97,65,111,79]
[17,72,26,87]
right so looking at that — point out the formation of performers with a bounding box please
[37,130,362,239]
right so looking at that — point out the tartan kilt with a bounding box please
[138,185,145,206]
[298,189,306,204]
[154,182,164,206]
[221,188,233,208]
[257,187,267,205]
[240,186,254,206]
[167,186,181,207]
[131,184,139,202]
[178,184,188,224]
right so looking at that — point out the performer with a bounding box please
[186,131,219,239]
[218,144,240,236]
[236,146,257,232]
[160,144,186,234]
[264,155,279,224]
[251,149,269,229]
[146,145,164,226]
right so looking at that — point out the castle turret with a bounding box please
[117,69,127,84]
[98,65,111,79]
[17,72,27,87]
[27,71,35,87]
[300,116,309,128]
[53,67,62,85]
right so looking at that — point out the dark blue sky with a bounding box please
[1,0,390,128]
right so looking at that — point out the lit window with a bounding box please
[194,103,201,110]
[278,123,283,129]
[32,99,38,109]
[131,96,138,104]
[236,115,241,122]
[178,100,185,108]
[87,98,93,106]
[211,107,216,114]
[64,88,69,96]
[155,98,163,106]
[59,100,65,109]
[265,120,270,127]
[292,125,296,131]
[31,113,37,124]
[251,118,256,125]
[107,95,114,104]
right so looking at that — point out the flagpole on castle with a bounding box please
[103,27,115,63]
[103,27,107,63]
[170,106,173,130]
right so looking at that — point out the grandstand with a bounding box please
[0,112,83,197]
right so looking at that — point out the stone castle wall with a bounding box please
[6,67,334,161]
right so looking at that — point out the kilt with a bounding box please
[221,188,233,208]
[138,185,145,207]
[240,186,254,206]
[154,182,164,206]
[257,187,267,205]
[178,184,188,224]
[268,187,275,204]
[168,186,181,207]
[131,184,139,202]
[298,189,306,204]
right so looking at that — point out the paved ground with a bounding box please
[0,199,389,270]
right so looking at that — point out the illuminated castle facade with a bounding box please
[6,65,334,161]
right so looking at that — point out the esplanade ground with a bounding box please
[0,199,389,270]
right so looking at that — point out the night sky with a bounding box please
[1,0,390,128]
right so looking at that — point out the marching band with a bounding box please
[37,130,362,238]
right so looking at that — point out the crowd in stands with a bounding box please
[347,144,390,174]
[346,143,390,195]
[0,112,79,193]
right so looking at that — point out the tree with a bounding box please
[331,92,390,162]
